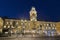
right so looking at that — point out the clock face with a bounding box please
[0,18,3,28]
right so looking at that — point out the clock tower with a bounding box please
[29,7,37,21]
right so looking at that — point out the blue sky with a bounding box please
[0,0,60,21]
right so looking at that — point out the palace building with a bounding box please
[0,7,60,36]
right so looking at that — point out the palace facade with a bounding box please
[0,7,60,36]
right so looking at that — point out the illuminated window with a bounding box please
[47,24,49,26]
[6,22,9,24]
[47,23,51,27]
[31,19,33,21]
[48,27,51,29]
[4,25,6,28]
[21,22,23,25]
[51,24,53,27]
[21,19,24,22]
[11,26,14,28]
[11,31,13,33]
[51,24,56,27]
[25,20,27,22]
[5,32,8,34]
[44,24,46,26]
[53,24,56,27]
[16,22,18,25]
[52,27,56,29]
[46,27,48,29]
[8,25,10,28]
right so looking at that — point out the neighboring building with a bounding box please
[0,7,60,36]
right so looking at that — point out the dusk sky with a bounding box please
[0,0,60,22]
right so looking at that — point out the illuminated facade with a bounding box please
[0,7,60,36]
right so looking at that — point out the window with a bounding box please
[25,20,27,22]
[47,23,51,27]
[21,19,24,22]
[52,27,56,30]
[16,21,18,25]
[44,24,46,26]
[8,25,10,28]
[53,24,56,27]
[5,32,8,34]
[48,27,51,29]
[47,24,49,26]
[46,27,48,29]
[6,22,9,24]
[39,25,42,30]
[11,26,14,28]
[4,25,6,28]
